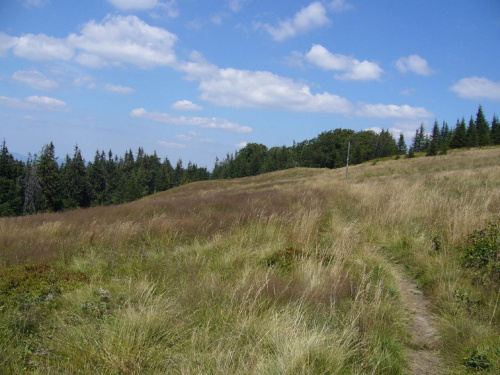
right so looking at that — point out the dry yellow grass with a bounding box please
[0,147,499,374]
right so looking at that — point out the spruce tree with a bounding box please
[427,120,440,156]
[23,154,42,214]
[396,133,407,155]
[475,105,491,146]
[450,118,467,148]
[490,114,500,145]
[38,142,62,211]
[466,116,478,147]
[61,145,90,208]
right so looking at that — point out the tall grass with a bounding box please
[0,147,498,374]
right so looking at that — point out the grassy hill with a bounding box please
[1,147,499,374]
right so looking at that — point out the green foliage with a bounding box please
[263,247,303,272]
[464,349,492,371]
[462,222,500,285]
[0,264,88,308]
[476,105,491,147]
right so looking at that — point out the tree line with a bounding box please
[1,105,498,217]
[212,105,499,179]
[0,143,209,216]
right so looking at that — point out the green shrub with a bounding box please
[462,222,500,285]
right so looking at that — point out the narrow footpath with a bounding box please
[393,268,442,375]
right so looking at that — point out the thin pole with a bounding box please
[346,141,351,180]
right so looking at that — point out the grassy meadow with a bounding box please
[0,147,499,374]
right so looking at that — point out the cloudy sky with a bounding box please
[1,0,499,167]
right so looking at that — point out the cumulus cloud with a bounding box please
[171,100,203,111]
[0,95,67,111]
[73,75,96,89]
[13,33,74,61]
[0,33,17,56]
[68,15,178,68]
[329,0,353,12]
[255,2,330,41]
[305,44,382,81]
[174,131,200,141]
[104,83,135,94]
[157,141,186,148]
[227,0,245,12]
[12,70,58,91]
[107,0,178,15]
[179,61,354,113]
[395,55,433,76]
[450,77,500,102]
[130,108,253,133]
[1,15,178,68]
[21,0,50,8]
[234,142,248,149]
[355,104,433,119]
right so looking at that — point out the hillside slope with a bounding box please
[1,148,499,374]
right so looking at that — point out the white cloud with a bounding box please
[306,44,383,81]
[12,70,58,91]
[2,15,178,68]
[355,104,433,119]
[256,2,330,41]
[450,77,500,102]
[174,131,203,141]
[68,15,178,68]
[182,64,353,113]
[0,33,17,56]
[21,0,50,8]
[395,55,433,76]
[157,141,186,148]
[0,95,67,111]
[130,108,253,133]
[329,0,353,12]
[107,0,178,15]
[73,53,107,68]
[13,33,74,61]
[227,0,245,12]
[73,75,95,89]
[234,142,248,149]
[105,83,135,94]
[400,88,416,96]
[171,100,203,111]
[108,0,159,10]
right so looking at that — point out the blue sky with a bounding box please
[1,0,499,167]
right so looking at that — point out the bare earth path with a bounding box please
[392,268,442,375]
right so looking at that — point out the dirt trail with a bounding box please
[393,268,442,375]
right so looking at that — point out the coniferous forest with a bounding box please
[1,105,498,217]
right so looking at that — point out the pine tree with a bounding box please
[61,145,90,208]
[38,142,62,211]
[475,105,491,146]
[23,154,42,214]
[427,120,440,156]
[466,116,478,147]
[397,133,407,155]
[0,140,23,216]
[450,118,467,148]
[490,114,500,145]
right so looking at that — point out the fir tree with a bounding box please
[490,114,500,145]
[475,105,491,146]
[466,116,478,147]
[397,133,407,155]
[450,118,467,148]
[23,154,42,214]
[427,120,440,156]
[38,142,62,211]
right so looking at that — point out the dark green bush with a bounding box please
[462,222,500,284]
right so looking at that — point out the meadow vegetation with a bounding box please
[0,147,499,374]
